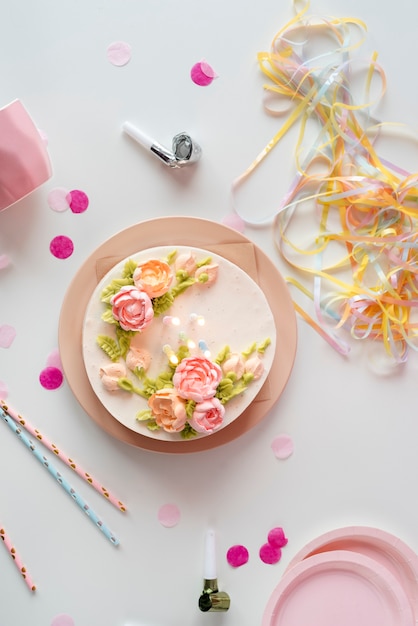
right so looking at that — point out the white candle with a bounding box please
[122,121,155,150]
[198,340,211,358]
[163,315,180,326]
[204,529,217,580]
[162,344,178,365]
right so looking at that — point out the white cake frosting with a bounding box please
[82,246,276,440]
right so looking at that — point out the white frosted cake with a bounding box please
[82,246,276,440]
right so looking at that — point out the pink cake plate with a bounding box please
[59,216,297,453]
[262,549,415,626]
[284,526,418,623]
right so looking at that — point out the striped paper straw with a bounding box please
[0,526,36,591]
[0,407,119,547]
[0,399,126,512]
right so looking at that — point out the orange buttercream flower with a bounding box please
[148,388,188,433]
[133,259,173,298]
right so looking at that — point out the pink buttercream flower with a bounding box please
[148,388,188,433]
[133,258,173,298]
[99,362,127,391]
[244,355,264,380]
[175,252,197,275]
[189,397,225,434]
[173,356,222,403]
[195,263,219,285]
[111,285,154,331]
[126,347,151,371]
[222,352,245,378]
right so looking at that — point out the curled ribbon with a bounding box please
[232,0,418,362]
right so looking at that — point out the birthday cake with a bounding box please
[82,246,276,440]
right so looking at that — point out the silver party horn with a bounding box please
[122,121,201,168]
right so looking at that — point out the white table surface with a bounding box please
[1,0,418,624]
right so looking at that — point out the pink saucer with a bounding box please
[263,550,415,626]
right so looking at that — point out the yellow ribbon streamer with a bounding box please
[232,1,418,362]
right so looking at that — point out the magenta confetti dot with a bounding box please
[226,544,249,568]
[50,235,74,259]
[267,527,288,548]
[47,187,70,212]
[0,325,16,348]
[190,60,217,86]
[50,615,75,626]
[67,189,89,214]
[271,434,294,459]
[157,503,180,528]
[222,212,245,233]
[107,41,132,66]
[259,542,282,564]
[39,366,64,390]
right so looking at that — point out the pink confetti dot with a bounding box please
[50,615,75,626]
[39,367,64,390]
[0,254,10,269]
[0,325,16,348]
[271,434,294,459]
[157,503,180,528]
[267,527,288,548]
[226,544,249,567]
[67,189,89,214]
[222,212,245,233]
[259,542,282,564]
[47,187,70,212]
[190,60,217,86]
[0,381,9,399]
[107,41,132,66]
[50,235,74,259]
[46,348,63,371]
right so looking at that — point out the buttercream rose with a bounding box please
[195,263,219,285]
[173,356,222,403]
[189,397,225,434]
[148,388,187,432]
[126,347,151,371]
[133,259,173,298]
[111,286,154,331]
[175,252,197,275]
[222,352,245,378]
[99,362,126,391]
[244,355,264,380]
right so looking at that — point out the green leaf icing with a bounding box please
[97,335,121,361]
[122,259,138,279]
[196,256,212,268]
[242,342,257,357]
[180,422,197,439]
[100,278,132,303]
[257,338,271,354]
[152,291,174,316]
[136,409,152,421]
[166,250,177,265]
[101,307,118,325]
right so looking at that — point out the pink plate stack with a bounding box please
[262,526,418,626]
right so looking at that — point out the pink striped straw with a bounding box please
[0,399,126,513]
[0,527,36,591]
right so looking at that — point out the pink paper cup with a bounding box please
[0,99,52,211]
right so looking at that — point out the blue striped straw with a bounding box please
[0,407,119,547]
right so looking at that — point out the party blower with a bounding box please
[198,529,230,612]
[122,121,201,168]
